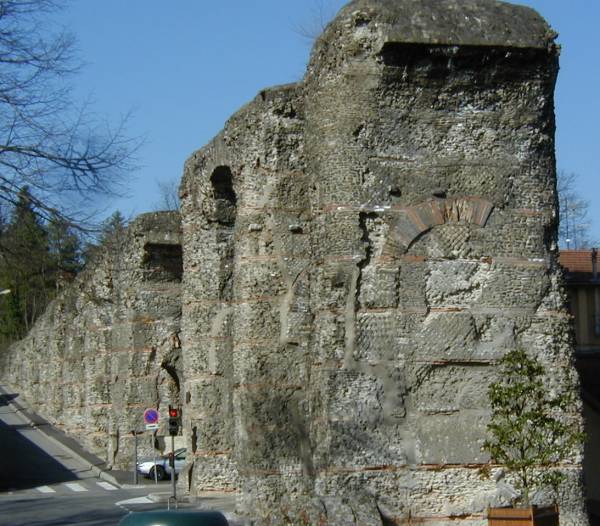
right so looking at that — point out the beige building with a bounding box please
[561,249,600,353]
[560,249,600,516]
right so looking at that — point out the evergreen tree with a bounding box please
[0,289,22,349]
[47,213,83,283]
[0,187,51,338]
[0,189,86,349]
[99,211,128,248]
[82,210,128,265]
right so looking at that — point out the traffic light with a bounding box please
[168,405,180,436]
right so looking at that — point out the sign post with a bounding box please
[143,408,160,429]
[130,430,144,485]
[143,409,160,484]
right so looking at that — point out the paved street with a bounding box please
[0,484,157,526]
[0,392,98,492]
[0,387,226,526]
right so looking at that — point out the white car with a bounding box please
[136,448,186,481]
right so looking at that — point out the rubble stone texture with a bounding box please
[179,0,587,524]
[0,212,183,467]
[0,0,589,524]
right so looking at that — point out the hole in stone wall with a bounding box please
[211,166,237,204]
[148,348,157,364]
[161,363,180,395]
[210,166,237,226]
[390,185,402,198]
[379,43,550,83]
[357,212,376,309]
[352,124,365,138]
[142,243,183,282]
[353,14,370,27]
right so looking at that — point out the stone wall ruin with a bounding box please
[1,212,183,467]
[179,0,587,524]
[0,1,590,525]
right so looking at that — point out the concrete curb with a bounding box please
[148,492,192,503]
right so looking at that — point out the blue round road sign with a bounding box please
[143,408,159,424]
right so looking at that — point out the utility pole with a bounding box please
[131,429,144,485]
[167,405,181,509]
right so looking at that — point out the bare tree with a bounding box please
[0,0,138,230]
[293,0,341,42]
[557,171,593,249]
[153,178,180,211]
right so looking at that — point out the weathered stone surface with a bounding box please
[0,1,589,525]
[0,212,183,467]
[177,0,586,524]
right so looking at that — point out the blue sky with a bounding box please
[59,1,599,240]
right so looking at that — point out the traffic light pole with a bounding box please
[170,433,177,506]
[166,404,180,509]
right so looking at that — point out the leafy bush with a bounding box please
[483,349,584,506]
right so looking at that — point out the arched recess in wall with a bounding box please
[208,164,237,302]
[210,165,237,226]
[383,197,494,256]
[158,361,181,407]
[155,361,181,451]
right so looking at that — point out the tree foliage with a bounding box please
[82,209,128,265]
[1,187,50,336]
[0,0,138,346]
[0,199,131,349]
[482,349,584,506]
[0,186,82,346]
[47,212,82,275]
[0,0,137,231]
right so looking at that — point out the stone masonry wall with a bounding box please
[0,212,183,469]
[0,1,589,525]
[180,1,588,525]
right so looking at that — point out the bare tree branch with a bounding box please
[292,0,340,43]
[0,0,140,233]
[153,178,180,211]
[557,170,594,249]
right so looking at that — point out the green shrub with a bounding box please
[483,349,584,506]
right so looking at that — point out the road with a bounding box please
[0,482,160,526]
[0,388,189,526]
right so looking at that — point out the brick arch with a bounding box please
[384,197,494,255]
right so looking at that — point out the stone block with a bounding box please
[233,301,280,342]
[0,1,587,523]
[415,412,489,464]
